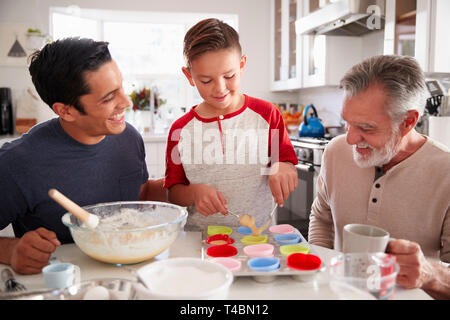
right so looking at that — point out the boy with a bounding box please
[164,19,298,231]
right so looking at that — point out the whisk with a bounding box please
[1,268,27,292]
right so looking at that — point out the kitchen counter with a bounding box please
[0,231,432,300]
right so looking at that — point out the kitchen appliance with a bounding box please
[416,77,449,135]
[277,136,331,239]
[299,104,325,138]
[296,0,386,36]
[0,87,14,135]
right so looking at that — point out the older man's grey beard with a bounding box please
[352,128,401,168]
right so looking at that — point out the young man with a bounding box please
[0,38,166,274]
[308,55,450,299]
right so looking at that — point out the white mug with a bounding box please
[42,263,81,289]
[342,224,390,253]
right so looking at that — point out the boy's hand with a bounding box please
[268,162,298,207]
[192,184,228,216]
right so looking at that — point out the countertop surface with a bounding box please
[0,231,432,300]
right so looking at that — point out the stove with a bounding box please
[289,136,331,166]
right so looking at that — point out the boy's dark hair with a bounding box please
[183,18,241,68]
[28,37,112,114]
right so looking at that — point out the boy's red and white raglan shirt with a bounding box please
[164,94,298,231]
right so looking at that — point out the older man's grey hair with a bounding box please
[339,55,428,124]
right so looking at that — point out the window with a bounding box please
[50,7,238,114]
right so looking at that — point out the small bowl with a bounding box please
[207,226,233,236]
[269,224,296,234]
[274,233,301,245]
[280,244,310,256]
[247,257,280,272]
[206,234,234,245]
[243,244,274,258]
[240,235,268,245]
[237,226,263,235]
[210,257,242,272]
[136,258,233,300]
[206,244,238,258]
[287,253,322,271]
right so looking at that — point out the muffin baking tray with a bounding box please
[201,224,325,283]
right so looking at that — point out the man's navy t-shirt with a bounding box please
[0,118,149,243]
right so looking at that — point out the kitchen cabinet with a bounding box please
[270,0,369,90]
[143,135,167,179]
[299,0,365,88]
[384,0,450,73]
[301,33,363,88]
[270,0,303,91]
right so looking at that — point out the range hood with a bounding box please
[295,0,386,36]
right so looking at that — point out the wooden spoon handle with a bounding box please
[48,189,91,224]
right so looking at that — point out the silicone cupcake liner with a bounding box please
[207,225,233,236]
[237,226,263,235]
[287,253,322,271]
[269,224,296,234]
[243,244,274,258]
[280,244,310,256]
[206,245,238,258]
[274,233,301,245]
[210,257,242,272]
[206,234,235,245]
[240,235,269,245]
[247,257,280,272]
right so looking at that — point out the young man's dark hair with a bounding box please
[28,37,111,115]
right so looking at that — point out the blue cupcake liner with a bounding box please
[237,225,263,235]
[247,257,280,272]
[274,233,301,245]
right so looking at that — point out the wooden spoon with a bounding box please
[48,188,99,230]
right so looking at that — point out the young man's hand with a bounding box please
[268,161,298,207]
[9,228,61,274]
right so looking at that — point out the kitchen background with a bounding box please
[1,0,450,238]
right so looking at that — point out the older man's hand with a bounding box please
[386,239,434,289]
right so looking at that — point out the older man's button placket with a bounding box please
[367,179,383,224]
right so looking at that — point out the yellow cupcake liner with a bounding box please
[207,225,233,236]
[280,244,310,256]
[240,235,268,245]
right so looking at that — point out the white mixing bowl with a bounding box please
[135,258,234,300]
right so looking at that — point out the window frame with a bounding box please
[49,6,238,110]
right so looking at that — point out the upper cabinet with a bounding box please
[271,0,386,91]
[271,0,303,91]
[384,0,450,73]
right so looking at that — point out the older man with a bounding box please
[308,55,450,299]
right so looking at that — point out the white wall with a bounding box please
[0,0,297,120]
